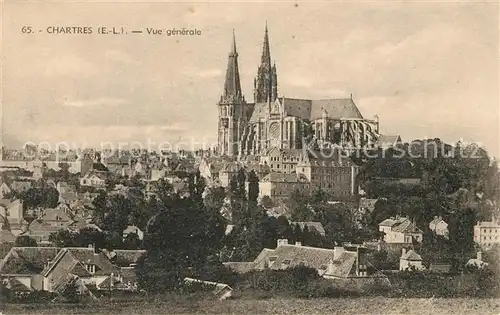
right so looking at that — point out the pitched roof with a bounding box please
[429,217,447,226]
[0,247,60,274]
[222,262,254,274]
[310,98,363,120]
[376,135,401,147]
[289,222,326,236]
[392,219,422,234]
[108,249,146,267]
[260,173,302,183]
[38,208,73,223]
[379,218,399,227]
[249,97,364,123]
[324,251,357,278]
[401,249,422,261]
[0,230,16,243]
[263,244,337,271]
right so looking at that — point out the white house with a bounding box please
[429,216,448,238]
[399,248,424,271]
[379,216,423,244]
[80,174,106,188]
[123,225,144,241]
[474,218,500,248]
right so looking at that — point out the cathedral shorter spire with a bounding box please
[254,23,278,103]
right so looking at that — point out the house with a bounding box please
[23,220,64,244]
[80,173,106,188]
[259,172,309,202]
[429,216,448,238]
[0,247,61,291]
[225,239,377,280]
[41,246,120,292]
[37,207,74,228]
[0,199,28,236]
[0,182,12,198]
[466,251,488,269]
[379,216,423,244]
[218,162,240,188]
[183,277,233,300]
[375,134,402,150]
[56,182,78,204]
[10,180,33,193]
[289,221,326,236]
[122,225,144,241]
[429,263,452,273]
[97,249,146,291]
[473,218,500,248]
[0,229,16,243]
[399,248,424,271]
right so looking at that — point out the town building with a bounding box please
[379,216,423,244]
[399,248,424,271]
[429,216,449,238]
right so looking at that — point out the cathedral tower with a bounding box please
[218,31,246,156]
[254,23,278,103]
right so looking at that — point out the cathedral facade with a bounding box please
[217,26,380,158]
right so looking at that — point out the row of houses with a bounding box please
[0,246,145,293]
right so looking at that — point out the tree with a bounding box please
[15,235,37,247]
[77,227,106,249]
[49,229,77,247]
[137,196,226,292]
[202,185,226,211]
[448,207,476,271]
[123,232,141,249]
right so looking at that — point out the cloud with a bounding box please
[62,97,128,108]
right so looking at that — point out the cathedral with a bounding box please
[217,25,380,158]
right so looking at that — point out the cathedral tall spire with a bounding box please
[254,23,278,103]
[221,30,243,104]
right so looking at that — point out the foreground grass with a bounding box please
[3,297,500,315]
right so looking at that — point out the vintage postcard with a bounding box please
[0,1,499,314]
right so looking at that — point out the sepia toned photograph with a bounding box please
[0,1,499,314]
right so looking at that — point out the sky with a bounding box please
[2,1,499,156]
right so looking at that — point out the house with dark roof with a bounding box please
[41,246,119,292]
[429,216,449,238]
[184,277,234,300]
[379,216,423,244]
[259,172,310,202]
[0,247,60,291]
[0,199,28,236]
[0,246,121,293]
[289,221,326,236]
[225,239,384,281]
[375,134,402,150]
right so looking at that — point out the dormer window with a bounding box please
[85,264,96,274]
[281,259,292,268]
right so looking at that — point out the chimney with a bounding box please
[333,246,344,260]
[295,241,302,247]
[434,216,438,220]
[402,248,406,257]
[326,259,335,275]
[477,251,482,261]
[277,239,288,247]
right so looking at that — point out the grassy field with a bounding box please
[3,297,500,315]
